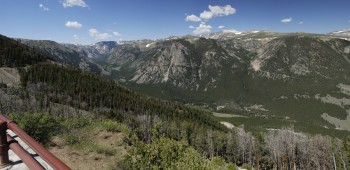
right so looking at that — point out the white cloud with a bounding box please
[39,4,49,11]
[200,11,213,20]
[186,14,202,22]
[189,25,195,29]
[89,29,112,40]
[299,21,304,24]
[193,23,212,35]
[218,25,225,29]
[113,32,121,36]
[209,5,236,16]
[281,17,292,23]
[61,0,88,8]
[65,21,82,29]
[200,5,236,20]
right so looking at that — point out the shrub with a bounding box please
[242,163,253,170]
[121,137,207,169]
[0,83,7,88]
[8,112,61,144]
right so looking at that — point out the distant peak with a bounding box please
[222,29,242,34]
[328,29,350,37]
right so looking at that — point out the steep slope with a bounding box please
[236,36,350,132]
[130,38,242,86]
[250,36,350,80]
[105,38,247,103]
[0,35,50,67]
[18,39,110,75]
[2,34,349,170]
[6,32,350,134]
[97,33,350,134]
[0,36,237,169]
[0,67,20,86]
[63,41,118,59]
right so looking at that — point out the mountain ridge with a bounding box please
[2,29,350,169]
[12,30,350,134]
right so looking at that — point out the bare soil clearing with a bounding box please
[49,131,127,170]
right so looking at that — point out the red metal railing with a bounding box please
[6,134,45,170]
[0,115,70,170]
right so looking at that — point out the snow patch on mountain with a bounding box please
[328,29,350,37]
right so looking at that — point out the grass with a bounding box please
[59,118,128,154]
[129,72,350,138]
[213,112,248,118]
[49,117,129,169]
[214,115,350,138]
[88,120,129,133]
[74,141,116,156]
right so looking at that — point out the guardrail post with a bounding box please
[0,120,10,168]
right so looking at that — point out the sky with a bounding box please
[1,0,350,44]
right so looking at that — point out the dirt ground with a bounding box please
[0,67,20,86]
[49,131,127,170]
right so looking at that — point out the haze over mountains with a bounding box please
[15,30,350,134]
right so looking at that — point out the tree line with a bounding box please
[0,35,50,67]
[1,34,349,169]
[16,62,350,169]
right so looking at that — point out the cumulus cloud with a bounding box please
[89,29,113,40]
[61,0,88,8]
[65,21,82,28]
[39,4,49,11]
[113,32,121,36]
[186,14,202,22]
[193,23,212,35]
[189,25,195,29]
[218,25,225,29]
[200,5,236,20]
[299,21,304,24]
[185,5,235,34]
[200,11,213,20]
[281,17,292,23]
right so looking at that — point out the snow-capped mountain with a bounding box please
[328,29,350,37]
[63,41,118,59]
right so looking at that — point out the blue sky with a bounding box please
[1,0,350,44]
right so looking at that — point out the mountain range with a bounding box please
[10,30,350,135]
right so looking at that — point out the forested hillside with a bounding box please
[20,63,223,130]
[0,35,50,67]
[16,63,350,170]
[1,34,350,169]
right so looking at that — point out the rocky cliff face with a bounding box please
[131,41,193,85]
[250,36,350,80]
[115,38,246,92]
[63,41,118,59]
[103,32,350,86]
[16,31,350,133]
[19,31,350,101]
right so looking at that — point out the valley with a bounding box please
[19,30,350,137]
[3,1,350,169]
[2,30,350,169]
